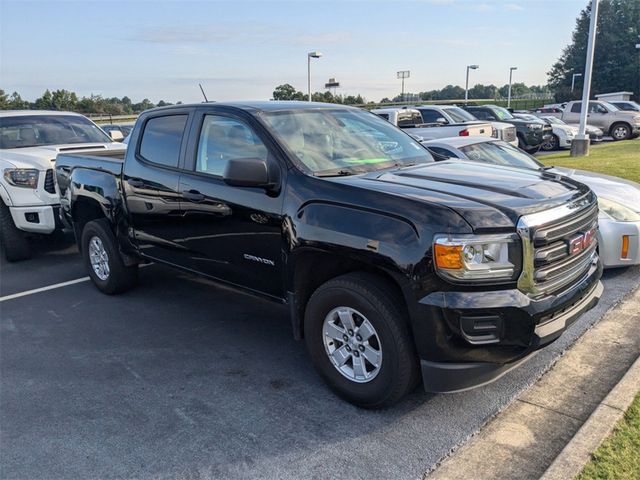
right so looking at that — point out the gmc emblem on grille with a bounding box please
[568,227,596,256]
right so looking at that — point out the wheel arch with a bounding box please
[288,249,410,341]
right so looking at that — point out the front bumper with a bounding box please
[416,259,602,393]
[598,217,640,268]
[9,204,62,234]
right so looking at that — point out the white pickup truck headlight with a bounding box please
[3,169,39,189]
[433,234,517,282]
[598,197,640,222]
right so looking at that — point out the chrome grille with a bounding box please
[44,169,56,194]
[517,197,599,297]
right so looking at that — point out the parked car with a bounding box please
[513,113,576,151]
[56,102,603,408]
[540,115,603,144]
[371,107,493,140]
[101,123,135,141]
[610,100,640,113]
[422,136,640,268]
[409,105,518,147]
[559,100,640,140]
[462,105,552,153]
[0,110,126,261]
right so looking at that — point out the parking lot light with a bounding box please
[507,67,518,108]
[571,73,582,92]
[465,65,479,105]
[307,51,323,102]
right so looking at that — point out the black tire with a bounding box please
[304,272,419,408]
[540,134,559,151]
[81,219,138,294]
[0,201,31,262]
[610,123,631,141]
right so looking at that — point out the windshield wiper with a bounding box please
[541,165,555,170]
[314,170,356,177]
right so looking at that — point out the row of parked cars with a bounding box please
[1,100,638,408]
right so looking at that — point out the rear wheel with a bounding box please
[81,219,138,294]
[0,201,31,262]
[540,134,559,151]
[304,272,419,408]
[610,123,631,141]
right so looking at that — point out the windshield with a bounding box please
[444,107,477,123]
[600,101,619,111]
[0,114,112,149]
[544,116,566,125]
[491,106,515,120]
[459,140,542,170]
[261,108,434,176]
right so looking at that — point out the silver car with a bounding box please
[423,136,640,268]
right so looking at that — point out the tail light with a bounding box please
[459,129,470,137]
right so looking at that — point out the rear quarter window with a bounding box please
[139,115,188,168]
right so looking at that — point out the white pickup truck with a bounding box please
[541,100,640,141]
[371,107,493,141]
[0,110,126,261]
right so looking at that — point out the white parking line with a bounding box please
[0,263,154,303]
[0,277,90,302]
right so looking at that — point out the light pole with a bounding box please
[465,65,479,105]
[507,66,517,108]
[571,0,599,157]
[397,70,410,103]
[571,73,582,92]
[307,51,322,102]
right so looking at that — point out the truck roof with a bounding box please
[148,101,362,114]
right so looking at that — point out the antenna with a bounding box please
[199,83,208,102]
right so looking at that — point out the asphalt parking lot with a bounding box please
[1,237,639,480]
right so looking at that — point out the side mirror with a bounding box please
[436,117,447,124]
[486,115,497,121]
[109,130,124,141]
[223,158,273,189]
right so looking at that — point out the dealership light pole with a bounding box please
[307,51,323,102]
[465,65,479,105]
[507,66,517,108]
[571,0,599,157]
[571,73,582,92]
[397,70,410,103]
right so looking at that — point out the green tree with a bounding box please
[273,83,304,100]
[548,0,640,102]
[34,89,54,109]
[7,92,28,109]
[0,89,8,109]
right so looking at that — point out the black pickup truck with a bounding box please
[56,102,603,408]
[463,105,553,153]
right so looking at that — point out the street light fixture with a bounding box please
[465,65,479,105]
[507,66,518,108]
[571,73,582,92]
[307,51,323,102]
[397,70,410,103]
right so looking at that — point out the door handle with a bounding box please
[183,190,205,202]
[127,178,145,188]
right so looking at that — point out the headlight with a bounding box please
[433,234,518,282]
[3,169,39,188]
[598,197,640,222]
[566,130,574,137]
[527,123,541,130]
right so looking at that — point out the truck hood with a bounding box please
[337,160,591,231]
[0,142,126,170]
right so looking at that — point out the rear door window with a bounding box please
[139,115,188,168]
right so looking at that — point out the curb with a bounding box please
[540,355,640,480]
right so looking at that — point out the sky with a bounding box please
[0,0,589,104]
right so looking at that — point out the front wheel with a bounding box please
[0,201,31,262]
[304,272,419,408]
[81,219,138,294]
[610,123,631,141]
[540,134,559,151]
